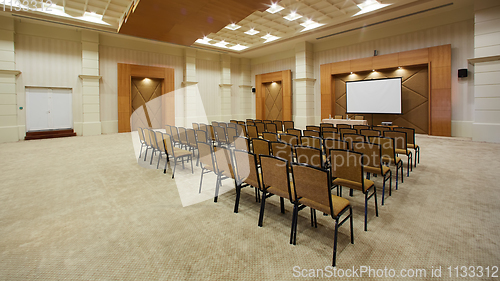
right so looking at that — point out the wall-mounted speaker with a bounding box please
[458,68,468,78]
[374,50,378,56]
[251,87,256,93]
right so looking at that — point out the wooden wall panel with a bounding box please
[255,70,292,121]
[330,61,350,74]
[399,48,429,66]
[320,64,332,119]
[282,70,292,121]
[350,57,373,72]
[373,53,399,70]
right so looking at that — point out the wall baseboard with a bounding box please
[101,120,118,134]
[473,123,500,143]
[451,120,473,138]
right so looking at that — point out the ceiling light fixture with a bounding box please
[284,11,302,21]
[244,28,260,35]
[195,37,212,45]
[354,0,390,16]
[300,19,324,32]
[261,34,280,43]
[225,23,241,30]
[266,3,284,14]
[229,44,248,51]
[213,40,229,48]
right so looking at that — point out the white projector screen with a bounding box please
[346,77,402,114]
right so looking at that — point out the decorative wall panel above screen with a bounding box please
[334,66,428,134]
[131,77,163,130]
[264,82,283,120]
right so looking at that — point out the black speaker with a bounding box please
[458,69,468,78]
[251,87,256,93]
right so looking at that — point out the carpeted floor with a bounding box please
[0,133,499,280]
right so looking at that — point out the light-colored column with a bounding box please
[294,41,315,129]
[79,31,101,136]
[0,17,20,143]
[239,58,252,120]
[183,49,198,128]
[472,0,500,143]
[220,54,232,122]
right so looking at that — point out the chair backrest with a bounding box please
[306,125,321,131]
[270,141,294,164]
[219,122,227,129]
[207,125,216,141]
[230,120,238,124]
[300,135,322,150]
[252,138,271,162]
[247,121,255,126]
[211,121,219,127]
[198,142,216,169]
[343,133,366,150]
[195,129,208,144]
[383,130,408,152]
[329,149,363,184]
[321,126,337,133]
[143,128,153,147]
[246,119,253,123]
[254,119,263,123]
[354,115,364,120]
[292,163,333,215]
[227,122,237,129]
[320,123,334,129]
[263,119,273,123]
[393,127,416,145]
[352,141,382,172]
[360,129,380,138]
[237,121,245,125]
[232,149,260,189]
[287,128,302,138]
[236,124,247,138]
[372,126,391,132]
[214,126,227,145]
[337,124,352,130]
[334,115,343,119]
[369,136,396,163]
[265,122,277,133]
[138,128,146,143]
[186,129,197,147]
[214,146,234,178]
[283,120,294,132]
[199,123,207,133]
[273,120,283,132]
[255,122,266,135]
[323,131,341,140]
[226,127,238,146]
[353,125,370,133]
[234,136,250,151]
[171,126,180,143]
[296,146,324,168]
[155,131,166,152]
[340,128,357,137]
[163,134,175,157]
[262,132,278,142]
[178,127,188,145]
[192,123,199,130]
[303,130,320,138]
[279,133,299,146]
[247,125,259,139]
[324,138,349,159]
[260,155,291,201]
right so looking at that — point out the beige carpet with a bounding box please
[0,133,499,280]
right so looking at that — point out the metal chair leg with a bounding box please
[258,190,267,227]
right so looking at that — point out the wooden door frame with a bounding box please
[118,63,175,132]
[255,70,292,121]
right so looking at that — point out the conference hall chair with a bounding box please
[322,131,342,140]
[369,136,403,189]
[283,120,294,132]
[290,163,353,266]
[321,126,337,133]
[262,132,278,142]
[163,134,193,179]
[273,120,283,133]
[360,129,380,139]
[352,141,392,205]
[226,127,238,147]
[393,127,420,167]
[236,124,246,138]
[211,121,219,127]
[247,121,255,126]
[236,121,245,126]
[227,122,237,129]
[354,115,364,120]
[233,136,250,151]
[219,122,227,129]
[198,142,217,194]
[279,133,299,147]
[195,129,209,144]
[334,115,343,119]
[247,125,259,139]
[353,125,370,133]
[232,149,262,213]
[192,123,199,130]
[271,141,294,166]
[303,130,320,138]
[142,128,155,163]
[383,130,412,177]
[230,119,238,124]
[295,146,324,169]
[287,128,302,139]
[213,146,235,203]
[252,138,271,165]
[198,124,207,136]
[258,155,294,227]
[186,129,199,166]
[339,128,357,138]
[343,133,366,150]
[329,149,378,231]
[265,122,278,133]
[246,119,254,123]
[306,125,321,131]
[323,138,348,162]
[255,122,266,137]
[337,124,352,130]
[214,126,228,147]
[263,119,273,124]
[137,127,148,158]
[300,136,322,150]
[154,131,169,169]
[177,127,189,150]
[170,126,182,148]
[320,123,334,129]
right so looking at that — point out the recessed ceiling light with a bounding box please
[229,44,248,51]
[261,34,280,43]
[245,28,260,35]
[266,3,284,14]
[195,37,212,45]
[300,19,324,32]
[213,40,229,48]
[225,23,241,30]
[284,11,302,21]
[354,0,391,16]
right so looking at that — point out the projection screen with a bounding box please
[346,77,402,114]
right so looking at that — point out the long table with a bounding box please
[321,119,368,127]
